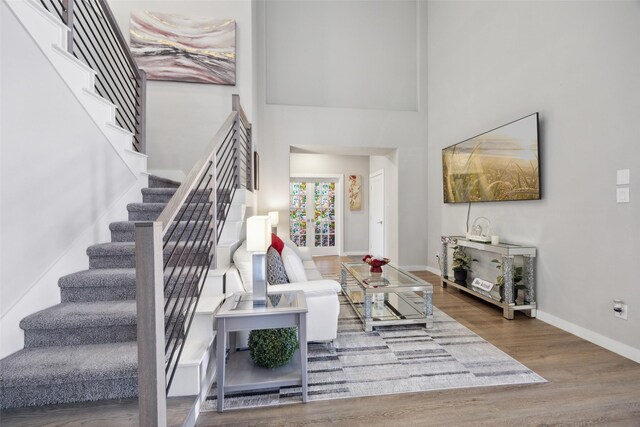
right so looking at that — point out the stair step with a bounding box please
[20,301,139,347]
[110,219,212,243]
[20,299,190,348]
[87,241,211,269]
[59,268,137,302]
[127,202,213,221]
[58,268,203,302]
[142,187,210,204]
[196,296,225,316]
[0,342,137,409]
[148,175,181,189]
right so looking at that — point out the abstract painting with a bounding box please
[348,175,362,211]
[130,11,235,85]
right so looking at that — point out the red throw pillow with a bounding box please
[270,233,285,255]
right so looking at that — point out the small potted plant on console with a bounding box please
[491,259,524,302]
[451,246,477,286]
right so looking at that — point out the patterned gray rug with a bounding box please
[202,288,545,412]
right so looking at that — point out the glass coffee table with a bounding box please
[341,262,433,332]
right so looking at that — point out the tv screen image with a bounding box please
[442,113,540,203]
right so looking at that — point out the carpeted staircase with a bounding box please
[0,176,216,409]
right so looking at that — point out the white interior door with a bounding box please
[369,170,385,257]
[289,177,341,256]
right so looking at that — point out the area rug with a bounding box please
[202,288,545,411]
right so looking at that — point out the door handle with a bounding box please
[377,221,382,224]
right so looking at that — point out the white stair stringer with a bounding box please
[169,296,225,402]
[203,267,229,298]
[4,0,146,177]
[219,220,244,243]
[215,188,254,269]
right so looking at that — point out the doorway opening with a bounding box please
[289,146,398,261]
[289,175,342,256]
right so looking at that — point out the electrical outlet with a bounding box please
[617,187,630,203]
[613,300,628,320]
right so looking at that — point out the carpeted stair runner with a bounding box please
[59,268,201,302]
[0,175,217,409]
[0,342,138,410]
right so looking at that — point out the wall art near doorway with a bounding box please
[130,11,236,85]
[348,175,362,211]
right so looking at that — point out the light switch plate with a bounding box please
[617,187,630,203]
[617,169,630,185]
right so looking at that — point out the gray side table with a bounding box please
[214,291,308,412]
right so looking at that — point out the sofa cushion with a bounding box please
[232,242,253,291]
[283,237,312,261]
[269,280,341,295]
[281,246,307,283]
[270,233,285,255]
[266,246,289,285]
[305,267,324,281]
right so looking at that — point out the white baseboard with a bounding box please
[400,265,428,271]
[426,266,441,276]
[343,251,367,256]
[537,310,640,364]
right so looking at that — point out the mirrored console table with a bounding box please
[440,236,537,319]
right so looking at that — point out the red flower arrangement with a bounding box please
[362,255,390,273]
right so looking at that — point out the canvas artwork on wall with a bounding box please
[130,10,236,85]
[348,175,362,211]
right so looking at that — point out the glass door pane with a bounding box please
[289,182,307,247]
[313,182,336,248]
[290,179,338,255]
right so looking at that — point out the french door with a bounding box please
[289,177,341,256]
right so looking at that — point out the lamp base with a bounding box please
[252,252,267,307]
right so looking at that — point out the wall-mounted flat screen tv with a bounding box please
[442,113,540,203]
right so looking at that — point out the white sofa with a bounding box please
[225,238,341,342]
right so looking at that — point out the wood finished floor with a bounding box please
[2,255,639,426]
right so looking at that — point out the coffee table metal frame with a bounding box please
[340,262,433,332]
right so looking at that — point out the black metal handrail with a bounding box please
[135,95,252,425]
[39,0,146,153]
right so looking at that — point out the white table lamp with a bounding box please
[246,216,271,306]
[268,211,279,235]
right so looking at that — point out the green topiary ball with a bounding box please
[248,328,299,369]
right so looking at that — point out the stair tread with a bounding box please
[87,241,210,256]
[142,187,178,195]
[0,342,137,387]
[20,298,187,330]
[59,268,136,288]
[59,268,199,288]
[127,202,210,212]
[20,301,139,329]
[196,296,225,315]
[87,241,135,256]
[110,220,210,231]
[178,334,215,366]
[148,175,181,188]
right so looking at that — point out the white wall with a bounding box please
[108,0,256,178]
[370,152,400,264]
[256,0,428,267]
[426,0,640,359]
[0,1,142,357]
[290,153,369,254]
[264,0,418,111]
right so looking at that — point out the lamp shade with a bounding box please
[246,216,271,252]
[268,211,280,227]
